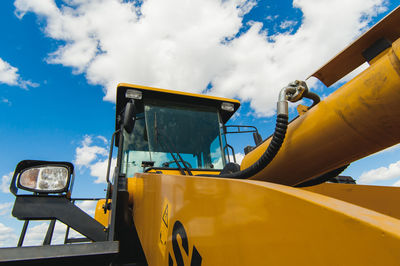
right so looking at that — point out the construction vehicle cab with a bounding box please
[116,84,240,176]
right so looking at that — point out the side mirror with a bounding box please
[10,160,74,196]
[123,101,136,133]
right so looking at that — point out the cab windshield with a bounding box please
[121,99,226,177]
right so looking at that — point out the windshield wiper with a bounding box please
[168,146,188,175]
[154,113,193,175]
[159,134,193,176]
[169,140,193,176]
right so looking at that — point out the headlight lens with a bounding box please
[18,166,69,192]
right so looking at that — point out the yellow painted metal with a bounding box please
[127,177,143,206]
[129,174,400,265]
[94,199,110,227]
[145,169,220,176]
[241,38,400,186]
[302,183,400,220]
[296,104,309,116]
[118,83,240,106]
[127,170,220,205]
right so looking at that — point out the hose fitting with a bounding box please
[277,80,308,116]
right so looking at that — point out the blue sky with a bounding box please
[0,0,399,247]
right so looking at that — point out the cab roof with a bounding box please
[115,83,241,130]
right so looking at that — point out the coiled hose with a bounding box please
[197,80,311,180]
[217,114,288,179]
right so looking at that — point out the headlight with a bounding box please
[17,165,71,193]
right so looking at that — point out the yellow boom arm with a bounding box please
[241,38,400,186]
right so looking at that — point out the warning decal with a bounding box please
[158,198,170,257]
[162,204,169,228]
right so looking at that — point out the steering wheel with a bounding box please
[162,160,193,168]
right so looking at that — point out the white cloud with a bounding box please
[211,0,387,116]
[74,134,175,182]
[23,221,61,246]
[22,220,89,246]
[0,172,13,193]
[235,153,245,165]
[74,135,108,167]
[0,202,96,247]
[392,179,400,186]
[0,202,13,216]
[0,223,18,247]
[0,58,19,85]
[280,20,297,30]
[358,160,400,184]
[76,200,97,217]
[53,222,84,243]
[0,57,38,89]
[89,157,116,184]
[74,135,116,183]
[96,135,108,145]
[23,222,48,246]
[13,0,388,116]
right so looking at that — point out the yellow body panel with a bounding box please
[241,38,400,186]
[95,199,110,228]
[302,183,400,220]
[129,174,400,265]
[127,171,220,205]
[145,169,221,176]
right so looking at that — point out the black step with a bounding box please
[0,241,119,265]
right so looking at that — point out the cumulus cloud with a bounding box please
[22,220,88,246]
[14,0,388,116]
[0,57,38,89]
[280,20,298,30]
[23,222,49,246]
[0,202,13,216]
[53,222,84,242]
[0,172,13,193]
[358,160,400,184]
[74,135,116,183]
[76,200,97,217]
[235,153,245,165]
[96,135,108,145]
[0,223,17,247]
[88,157,117,184]
[74,135,108,167]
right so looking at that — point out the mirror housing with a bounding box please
[123,101,136,133]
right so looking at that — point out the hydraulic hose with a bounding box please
[303,90,320,108]
[217,113,288,179]
[198,80,309,179]
[294,164,349,187]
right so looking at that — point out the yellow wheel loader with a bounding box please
[1,6,400,266]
